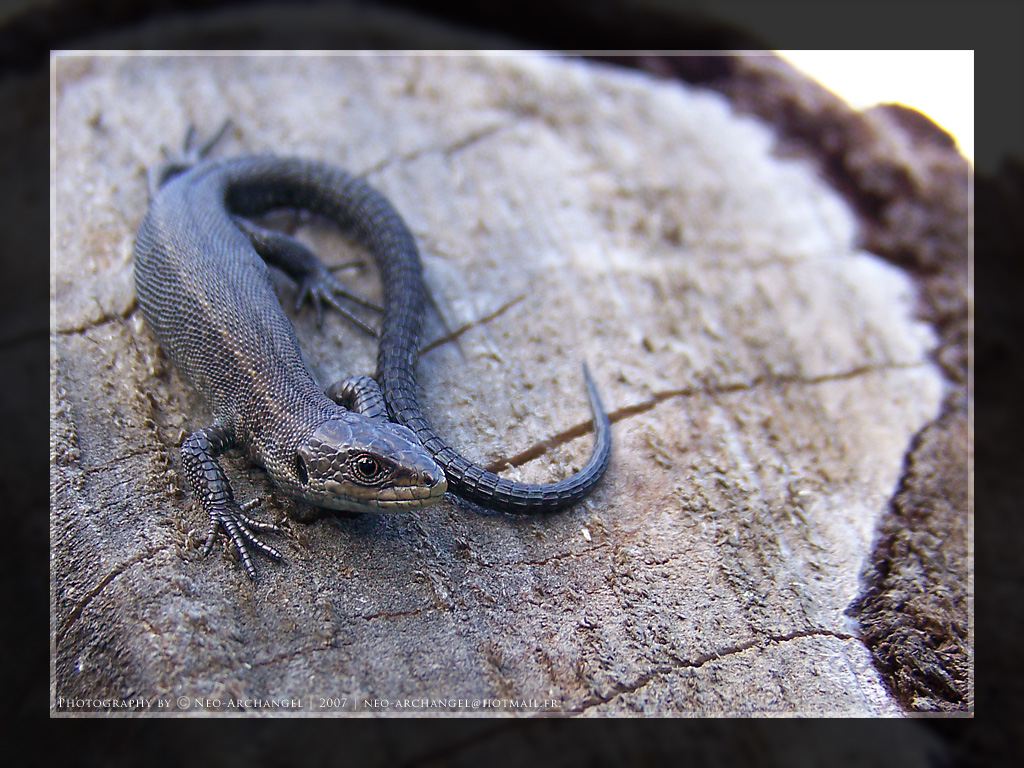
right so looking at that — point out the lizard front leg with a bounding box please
[180,425,283,580]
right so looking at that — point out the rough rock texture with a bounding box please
[608,53,972,715]
[52,53,950,717]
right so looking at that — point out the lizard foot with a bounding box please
[200,500,284,581]
[148,119,233,197]
[295,267,380,336]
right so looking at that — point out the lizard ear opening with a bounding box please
[294,454,309,485]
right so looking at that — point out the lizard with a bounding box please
[133,124,611,579]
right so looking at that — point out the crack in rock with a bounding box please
[572,627,858,712]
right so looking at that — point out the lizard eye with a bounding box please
[354,454,384,480]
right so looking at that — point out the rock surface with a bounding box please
[52,53,946,716]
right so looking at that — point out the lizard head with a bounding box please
[286,412,447,513]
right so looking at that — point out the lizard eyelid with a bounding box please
[354,454,385,480]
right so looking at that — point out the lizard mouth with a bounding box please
[318,473,447,513]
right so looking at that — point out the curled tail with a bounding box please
[224,154,612,512]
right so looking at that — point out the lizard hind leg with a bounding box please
[148,119,234,197]
[232,216,381,336]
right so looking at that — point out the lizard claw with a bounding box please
[296,270,380,337]
[149,120,233,198]
[201,500,283,581]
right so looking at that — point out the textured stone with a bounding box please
[52,52,946,717]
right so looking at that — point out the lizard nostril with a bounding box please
[294,454,309,485]
[427,464,447,491]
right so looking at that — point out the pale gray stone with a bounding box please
[51,52,947,718]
